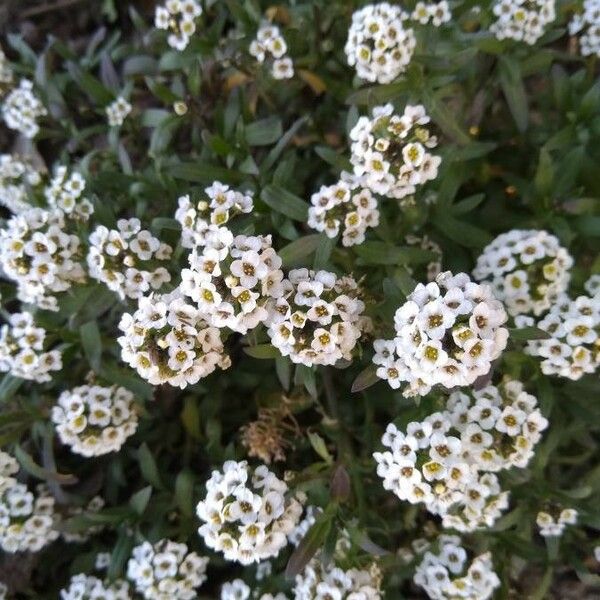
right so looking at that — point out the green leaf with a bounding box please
[0,376,23,402]
[351,365,379,393]
[285,511,333,580]
[14,445,78,485]
[181,397,202,440]
[175,470,195,518]
[262,116,308,173]
[138,443,163,488]
[353,242,436,266]
[509,327,551,341]
[423,90,471,145]
[307,431,333,465]
[243,344,280,359]
[129,486,152,515]
[260,185,308,221]
[534,149,554,196]
[498,56,528,132]
[67,63,113,104]
[279,234,324,267]
[451,193,486,215]
[170,162,242,184]
[432,213,492,248]
[80,321,102,372]
[245,117,283,146]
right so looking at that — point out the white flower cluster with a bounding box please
[308,173,379,247]
[118,288,230,388]
[350,104,441,199]
[445,380,548,472]
[0,48,13,91]
[60,574,130,600]
[570,0,600,57]
[411,1,452,26]
[374,380,547,531]
[196,460,304,565]
[181,234,284,334]
[88,218,173,300]
[0,207,86,311]
[0,312,62,382]
[52,384,139,457]
[106,96,132,127]
[473,229,573,317]
[294,557,382,600]
[175,183,254,249]
[155,0,203,51]
[516,293,600,380]
[536,508,578,537]
[490,0,556,45]
[413,535,500,600]
[250,24,294,80]
[126,539,209,600]
[220,579,288,600]
[345,3,416,84]
[373,271,508,397]
[0,153,42,213]
[0,456,58,553]
[267,269,367,367]
[44,166,94,219]
[1,79,47,138]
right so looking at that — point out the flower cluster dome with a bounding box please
[373,271,508,397]
[196,460,304,565]
[350,103,441,199]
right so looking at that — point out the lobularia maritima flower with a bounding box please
[0,312,62,382]
[374,379,547,531]
[126,538,209,600]
[181,233,285,334]
[106,96,132,127]
[196,460,304,565]
[345,3,416,84]
[0,452,59,553]
[175,183,254,249]
[294,554,383,599]
[349,103,441,199]
[44,166,94,219]
[0,207,86,311]
[570,0,600,57]
[411,1,452,26]
[0,153,42,213]
[307,172,379,247]
[516,292,599,380]
[154,0,203,51]
[536,507,578,537]
[118,287,230,388]
[490,0,556,45]
[87,218,173,300]
[52,384,139,457]
[220,579,288,600]
[266,269,369,367]
[413,535,500,600]
[1,79,47,138]
[250,24,294,80]
[59,574,130,600]
[373,271,508,397]
[473,229,573,317]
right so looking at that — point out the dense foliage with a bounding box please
[0,0,599,597]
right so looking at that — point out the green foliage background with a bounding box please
[0,0,599,597]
